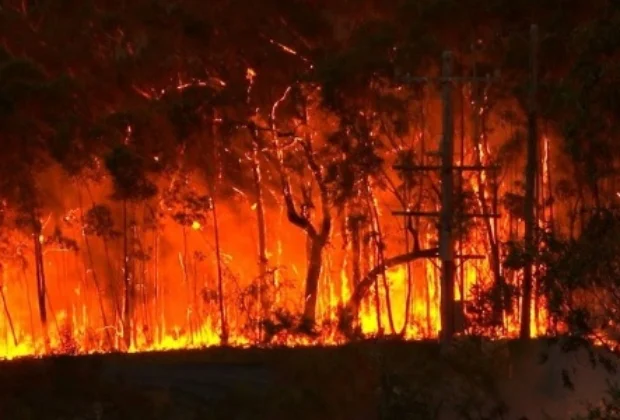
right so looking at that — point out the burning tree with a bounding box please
[0,0,617,357]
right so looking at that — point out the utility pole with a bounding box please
[439,51,456,344]
[392,51,500,345]
[521,24,539,340]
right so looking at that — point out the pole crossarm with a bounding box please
[392,210,501,219]
[397,74,501,85]
[393,164,500,172]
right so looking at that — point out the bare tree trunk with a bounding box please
[122,199,132,349]
[544,135,555,232]
[31,216,49,351]
[21,266,35,342]
[246,70,270,327]
[78,189,113,347]
[180,226,192,342]
[521,25,539,340]
[154,230,164,343]
[139,214,151,344]
[369,190,396,334]
[84,186,122,334]
[350,217,362,290]
[101,239,121,343]
[210,108,229,345]
[82,223,113,347]
[471,67,504,323]
[302,237,325,323]
[418,101,432,336]
[249,128,269,323]
[0,278,18,347]
[400,218,413,335]
[211,195,228,344]
[439,51,456,345]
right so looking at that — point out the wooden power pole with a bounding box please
[439,51,456,344]
[521,24,539,340]
[392,51,500,345]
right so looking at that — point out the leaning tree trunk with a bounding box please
[0,270,18,347]
[343,247,439,335]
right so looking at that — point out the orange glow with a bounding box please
[0,89,556,362]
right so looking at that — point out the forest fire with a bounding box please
[0,58,556,360]
[5,2,620,419]
[11,0,620,364]
[0,257,545,360]
[0,112,550,360]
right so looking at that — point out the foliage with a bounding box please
[466,283,516,337]
[572,381,620,420]
[375,338,511,419]
[104,146,158,202]
[540,210,620,340]
[83,204,120,239]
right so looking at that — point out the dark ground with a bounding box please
[0,338,614,419]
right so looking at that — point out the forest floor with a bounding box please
[0,338,612,420]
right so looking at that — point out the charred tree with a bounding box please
[270,89,331,327]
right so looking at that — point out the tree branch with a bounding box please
[268,87,317,238]
[300,138,330,240]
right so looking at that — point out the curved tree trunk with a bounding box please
[345,247,439,321]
